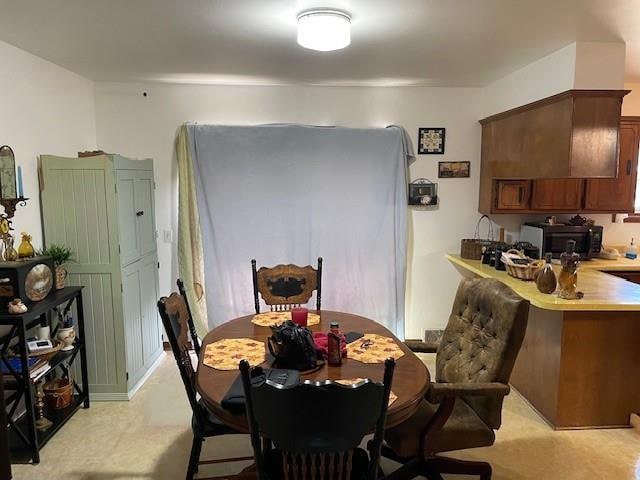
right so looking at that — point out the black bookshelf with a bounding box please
[0,287,89,464]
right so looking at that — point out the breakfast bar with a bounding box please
[447,254,640,430]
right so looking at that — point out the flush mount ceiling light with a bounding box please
[297,9,351,52]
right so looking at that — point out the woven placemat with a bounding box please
[347,333,405,364]
[202,338,265,371]
[252,311,321,327]
[335,378,398,406]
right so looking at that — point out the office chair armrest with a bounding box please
[426,382,510,403]
[404,339,438,353]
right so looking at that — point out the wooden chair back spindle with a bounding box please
[176,278,202,355]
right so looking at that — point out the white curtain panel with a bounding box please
[187,124,412,338]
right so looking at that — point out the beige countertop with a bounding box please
[446,254,640,311]
[579,256,640,271]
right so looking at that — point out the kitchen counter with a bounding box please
[446,253,640,430]
[581,255,640,271]
[446,254,640,311]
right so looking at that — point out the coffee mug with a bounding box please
[37,326,51,341]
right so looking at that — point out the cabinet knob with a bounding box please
[136,211,144,217]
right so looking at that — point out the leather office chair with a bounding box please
[251,257,322,313]
[240,358,395,480]
[383,278,529,480]
[158,291,252,480]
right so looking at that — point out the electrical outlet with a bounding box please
[163,229,173,243]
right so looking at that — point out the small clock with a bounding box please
[0,256,55,307]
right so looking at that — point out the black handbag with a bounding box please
[268,320,319,371]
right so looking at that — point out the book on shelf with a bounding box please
[0,357,39,375]
[1,357,50,381]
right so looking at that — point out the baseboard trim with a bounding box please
[127,351,166,400]
[90,392,130,401]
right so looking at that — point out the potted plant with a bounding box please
[39,244,73,290]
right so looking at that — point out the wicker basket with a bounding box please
[501,249,544,281]
[461,215,495,260]
[43,378,73,410]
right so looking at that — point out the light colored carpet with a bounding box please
[11,352,640,479]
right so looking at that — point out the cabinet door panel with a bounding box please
[139,254,162,366]
[584,123,639,212]
[135,172,156,258]
[495,180,530,210]
[122,264,144,389]
[117,172,140,265]
[530,179,584,210]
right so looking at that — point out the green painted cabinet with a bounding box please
[40,154,162,400]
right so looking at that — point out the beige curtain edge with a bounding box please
[176,125,209,336]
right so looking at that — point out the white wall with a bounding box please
[0,40,96,247]
[94,83,483,337]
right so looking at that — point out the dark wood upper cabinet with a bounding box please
[530,179,584,211]
[479,90,632,215]
[479,90,628,179]
[583,119,640,213]
[494,180,531,211]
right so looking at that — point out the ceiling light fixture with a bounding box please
[297,9,351,52]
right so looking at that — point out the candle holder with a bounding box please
[34,379,53,431]
[0,197,28,220]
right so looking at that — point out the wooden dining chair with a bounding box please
[251,257,323,313]
[158,292,252,480]
[240,358,395,480]
[176,278,202,355]
[380,278,529,480]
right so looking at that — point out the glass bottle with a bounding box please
[536,253,557,294]
[17,232,35,259]
[3,237,18,261]
[328,322,342,366]
[558,240,580,299]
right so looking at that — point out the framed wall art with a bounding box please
[418,128,445,154]
[438,161,470,178]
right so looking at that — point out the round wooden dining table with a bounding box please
[196,310,430,433]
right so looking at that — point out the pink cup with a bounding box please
[291,307,308,327]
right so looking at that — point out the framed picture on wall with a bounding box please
[438,161,470,178]
[418,128,446,154]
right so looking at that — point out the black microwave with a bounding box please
[519,223,603,259]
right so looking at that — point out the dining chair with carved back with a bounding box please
[381,277,529,480]
[176,278,201,355]
[158,291,253,480]
[251,257,323,313]
[240,357,395,480]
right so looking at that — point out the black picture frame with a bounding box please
[438,161,470,178]
[418,128,446,155]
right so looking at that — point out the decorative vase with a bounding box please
[3,237,17,261]
[17,232,35,259]
[558,240,580,299]
[55,266,67,290]
[535,253,557,294]
[57,326,76,351]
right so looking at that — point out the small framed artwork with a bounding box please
[418,128,445,154]
[438,161,470,178]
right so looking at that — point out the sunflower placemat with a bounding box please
[202,338,266,371]
[335,378,398,406]
[251,311,321,327]
[347,333,405,364]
